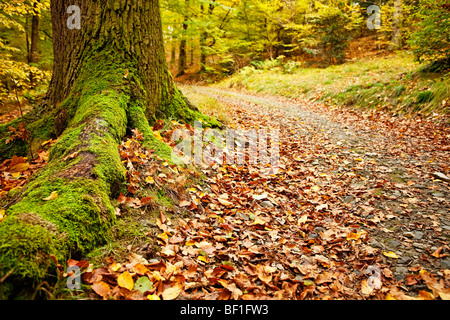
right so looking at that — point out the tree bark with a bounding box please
[29,14,39,65]
[27,1,40,85]
[390,0,402,50]
[176,13,188,77]
[0,0,217,299]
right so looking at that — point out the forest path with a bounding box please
[84,85,450,300]
[178,85,450,298]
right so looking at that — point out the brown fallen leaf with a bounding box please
[91,281,111,299]
[431,246,448,258]
[218,279,243,300]
[405,275,418,286]
[162,283,183,300]
[218,197,233,206]
[179,200,191,207]
[361,279,374,295]
[315,273,333,285]
[117,193,127,204]
[256,264,277,284]
[419,269,450,300]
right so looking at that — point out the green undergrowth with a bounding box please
[178,85,231,125]
[158,88,222,129]
[219,52,449,117]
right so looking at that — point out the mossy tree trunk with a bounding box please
[0,0,216,299]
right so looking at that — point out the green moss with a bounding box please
[0,45,222,298]
[0,110,57,160]
[0,52,132,298]
[159,88,222,128]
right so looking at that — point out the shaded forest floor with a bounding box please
[1,81,449,299]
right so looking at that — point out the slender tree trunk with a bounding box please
[390,0,402,50]
[189,41,194,67]
[0,0,214,299]
[170,40,176,66]
[29,14,39,65]
[199,1,215,72]
[27,2,40,85]
[200,31,207,72]
[177,16,188,77]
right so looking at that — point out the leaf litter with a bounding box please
[3,88,447,300]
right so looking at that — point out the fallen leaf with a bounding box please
[42,191,58,201]
[431,246,447,258]
[361,279,373,295]
[10,162,29,172]
[153,131,164,141]
[253,193,268,200]
[133,263,150,275]
[297,214,308,225]
[256,264,276,284]
[382,251,398,259]
[117,193,127,204]
[91,281,111,299]
[405,275,418,286]
[179,200,191,207]
[218,279,243,299]
[134,276,152,293]
[417,290,435,300]
[218,198,233,206]
[117,271,134,291]
[162,284,183,300]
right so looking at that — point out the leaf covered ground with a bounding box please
[1,86,449,300]
[64,86,449,300]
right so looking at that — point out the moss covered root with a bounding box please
[0,47,217,298]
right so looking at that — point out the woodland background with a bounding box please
[0,0,449,120]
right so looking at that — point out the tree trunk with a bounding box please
[27,1,40,85]
[176,16,188,77]
[29,14,39,65]
[170,40,176,66]
[200,31,207,72]
[0,0,218,299]
[390,0,402,50]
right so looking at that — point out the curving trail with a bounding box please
[87,85,450,300]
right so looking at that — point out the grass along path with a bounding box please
[218,53,450,118]
[75,85,450,300]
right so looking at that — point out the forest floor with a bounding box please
[79,85,449,300]
[1,84,449,300]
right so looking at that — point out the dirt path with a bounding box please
[84,85,449,300]
[180,86,450,298]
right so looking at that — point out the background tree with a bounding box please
[0,0,51,102]
[407,0,450,70]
